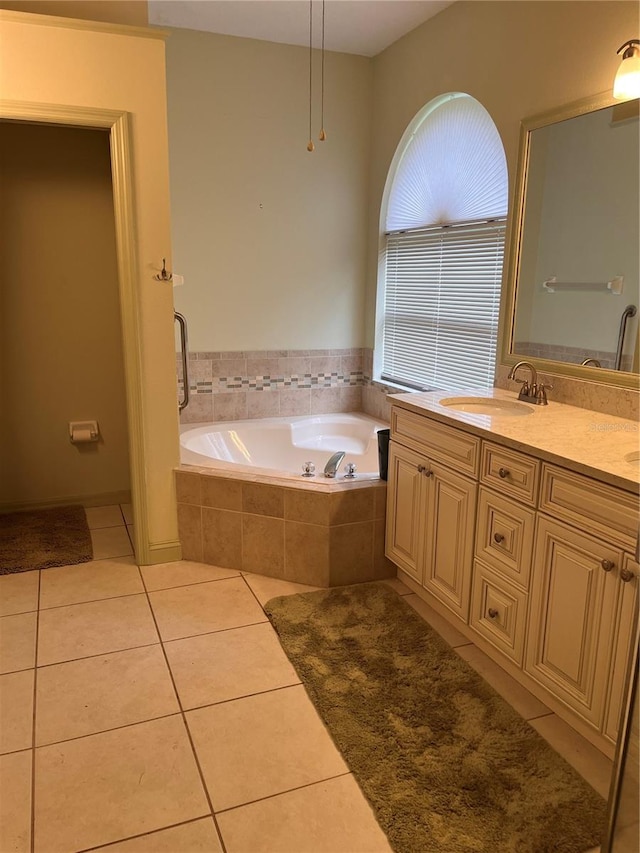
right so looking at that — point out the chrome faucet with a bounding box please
[324,451,346,478]
[507,360,552,405]
[581,357,602,368]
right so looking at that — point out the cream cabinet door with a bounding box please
[421,460,477,622]
[385,441,426,582]
[526,516,622,727]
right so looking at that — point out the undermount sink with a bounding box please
[439,396,534,417]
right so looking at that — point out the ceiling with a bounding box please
[148,0,455,58]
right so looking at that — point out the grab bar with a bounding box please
[174,311,190,412]
[615,305,637,371]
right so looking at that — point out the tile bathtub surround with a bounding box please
[178,348,366,422]
[175,470,395,587]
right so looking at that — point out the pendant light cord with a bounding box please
[319,0,326,141]
[307,0,314,151]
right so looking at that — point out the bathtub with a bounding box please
[180,413,388,482]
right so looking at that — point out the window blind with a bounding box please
[382,218,506,391]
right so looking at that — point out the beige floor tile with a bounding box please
[36,645,179,746]
[34,715,210,853]
[186,684,348,811]
[39,557,143,609]
[0,749,31,853]
[455,644,551,721]
[0,669,34,753]
[382,576,412,595]
[120,503,134,525]
[141,560,240,592]
[242,571,320,606]
[0,612,37,674]
[216,774,392,853]
[530,714,613,799]
[85,505,125,529]
[37,594,158,666]
[0,570,39,617]
[149,577,267,642]
[404,594,470,648]
[165,622,300,709]
[93,818,223,852]
[91,526,134,560]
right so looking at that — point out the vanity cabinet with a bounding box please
[386,416,477,621]
[386,401,639,754]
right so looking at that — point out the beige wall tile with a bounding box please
[0,571,39,617]
[177,504,203,562]
[372,519,396,580]
[329,488,374,525]
[34,716,209,853]
[242,483,284,518]
[340,385,363,412]
[310,387,342,414]
[242,515,285,577]
[185,685,348,811]
[329,521,374,586]
[0,612,37,674]
[141,561,239,592]
[279,356,312,376]
[341,354,364,373]
[148,578,267,642]
[201,476,242,511]
[246,390,280,419]
[374,486,388,519]
[279,388,311,417]
[284,522,330,587]
[94,818,222,853]
[39,558,143,610]
[175,471,202,505]
[309,356,342,375]
[37,595,159,667]
[180,393,213,425]
[216,774,392,853]
[164,622,299,709]
[210,358,247,378]
[0,750,31,853]
[0,670,34,754]
[284,488,330,525]
[213,392,247,422]
[202,508,242,569]
[35,646,179,747]
[246,357,280,377]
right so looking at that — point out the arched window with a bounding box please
[377,93,508,391]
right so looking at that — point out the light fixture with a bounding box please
[613,39,640,100]
[306,0,327,151]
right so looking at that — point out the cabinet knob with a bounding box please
[498,467,510,479]
[601,559,615,572]
[417,464,432,477]
[620,567,635,583]
[488,608,499,619]
[417,464,425,473]
[424,467,433,478]
[493,532,505,544]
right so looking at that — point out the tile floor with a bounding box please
[0,506,613,852]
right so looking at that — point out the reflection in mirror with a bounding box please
[510,97,639,376]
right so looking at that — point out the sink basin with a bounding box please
[439,396,534,417]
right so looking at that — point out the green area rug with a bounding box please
[265,583,607,853]
[0,505,92,574]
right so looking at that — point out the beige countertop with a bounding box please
[388,388,640,494]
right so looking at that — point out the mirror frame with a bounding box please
[500,91,640,389]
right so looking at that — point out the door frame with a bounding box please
[0,100,151,563]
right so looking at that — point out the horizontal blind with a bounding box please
[382,219,506,391]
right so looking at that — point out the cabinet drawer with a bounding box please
[470,561,528,665]
[475,487,535,589]
[391,407,479,477]
[540,464,638,551]
[480,443,539,506]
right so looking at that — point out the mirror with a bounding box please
[503,93,640,386]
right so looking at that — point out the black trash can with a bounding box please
[377,429,390,481]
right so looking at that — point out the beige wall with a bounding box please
[0,12,179,560]
[366,0,639,363]
[166,28,373,352]
[0,1,147,26]
[0,123,130,508]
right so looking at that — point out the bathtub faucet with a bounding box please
[324,451,346,478]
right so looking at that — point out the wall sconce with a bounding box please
[613,39,640,100]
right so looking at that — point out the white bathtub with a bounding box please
[179,413,388,481]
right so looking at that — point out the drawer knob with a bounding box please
[493,533,505,544]
[417,464,432,477]
[417,464,425,473]
[488,608,499,619]
[498,467,510,479]
[601,559,615,572]
[620,567,635,583]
